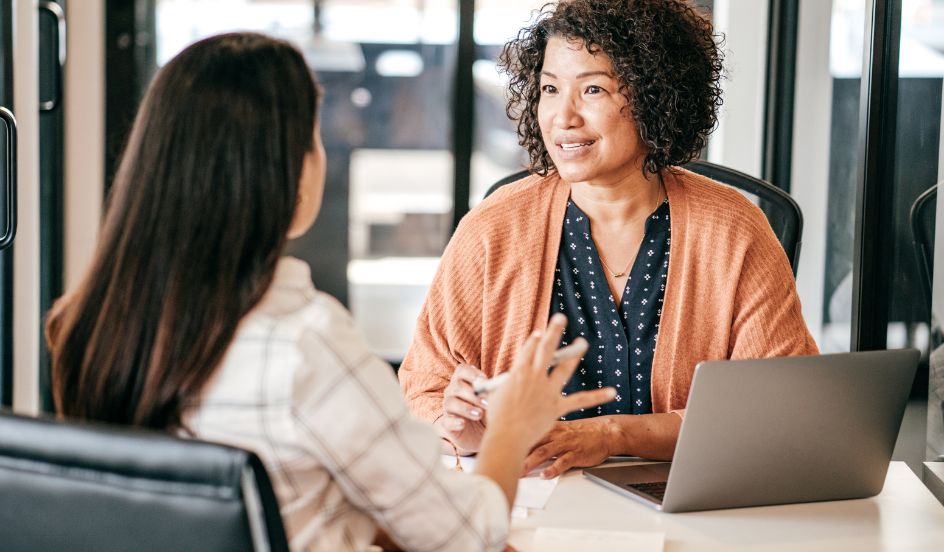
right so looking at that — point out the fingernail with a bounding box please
[454,418,465,430]
[479,398,489,407]
[551,313,567,325]
[469,408,482,419]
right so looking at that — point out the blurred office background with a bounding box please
[0,0,941,468]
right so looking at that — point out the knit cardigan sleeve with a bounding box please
[669,196,818,418]
[728,206,818,361]
[661,171,819,419]
[399,215,487,424]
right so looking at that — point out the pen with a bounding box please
[472,341,586,396]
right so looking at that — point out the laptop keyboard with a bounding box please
[627,481,668,501]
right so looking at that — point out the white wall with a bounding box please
[13,0,39,414]
[939,76,944,186]
[708,0,769,177]
[934,78,943,326]
[64,0,103,290]
[709,0,831,348]
[11,0,103,413]
[789,0,834,350]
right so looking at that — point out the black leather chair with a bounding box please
[484,160,804,275]
[0,411,289,552]
[910,183,938,304]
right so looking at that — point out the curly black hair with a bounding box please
[498,0,724,176]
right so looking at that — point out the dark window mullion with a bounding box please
[762,0,799,192]
[451,0,474,231]
[38,0,66,413]
[851,0,902,351]
[0,0,13,408]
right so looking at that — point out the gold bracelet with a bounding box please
[443,438,463,472]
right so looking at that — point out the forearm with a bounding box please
[602,413,682,461]
[475,428,532,507]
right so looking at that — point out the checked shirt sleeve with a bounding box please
[292,294,509,552]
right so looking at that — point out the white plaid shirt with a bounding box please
[184,257,508,551]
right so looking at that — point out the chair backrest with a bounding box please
[910,183,938,304]
[0,411,289,552]
[484,160,804,275]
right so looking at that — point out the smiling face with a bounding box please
[537,36,648,185]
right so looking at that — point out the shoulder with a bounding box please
[277,291,402,407]
[243,286,376,369]
[459,172,561,231]
[426,172,556,272]
[445,172,564,259]
[668,167,772,238]
[244,258,358,340]
[295,292,376,367]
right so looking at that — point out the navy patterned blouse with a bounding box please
[551,198,671,420]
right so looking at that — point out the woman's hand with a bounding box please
[483,314,616,453]
[521,412,683,478]
[521,418,615,479]
[437,364,488,454]
[473,314,616,507]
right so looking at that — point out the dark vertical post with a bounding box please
[851,0,901,351]
[0,0,13,408]
[38,0,67,412]
[312,0,322,35]
[451,0,474,230]
[762,0,799,192]
[105,0,135,195]
[105,0,154,196]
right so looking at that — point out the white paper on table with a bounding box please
[530,528,664,552]
[439,455,560,511]
[440,454,478,474]
[513,472,560,509]
[510,505,529,519]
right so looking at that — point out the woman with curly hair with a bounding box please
[400,0,817,478]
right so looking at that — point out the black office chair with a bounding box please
[910,183,937,305]
[0,412,289,552]
[484,160,804,275]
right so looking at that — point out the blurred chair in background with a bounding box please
[485,160,804,275]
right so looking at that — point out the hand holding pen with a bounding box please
[472,340,588,397]
[438,314,616,457]
[475,315,617,478]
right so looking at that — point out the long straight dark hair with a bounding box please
[47,32,320,430]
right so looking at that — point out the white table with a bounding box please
[925,461,944,506]
[510,461,944,551]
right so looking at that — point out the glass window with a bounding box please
[787,0,868,353]
[894,0,943,460]
[469,0,544,205]
[705,0,769,177]
[154,0,459,361]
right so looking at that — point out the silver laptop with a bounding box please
[584,349,919,512]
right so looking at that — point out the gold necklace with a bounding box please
[595,182,666,279]
[598,250,635,278]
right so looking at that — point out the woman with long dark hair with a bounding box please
[46,32,613,551]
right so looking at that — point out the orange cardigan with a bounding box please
[399,168,818,421]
